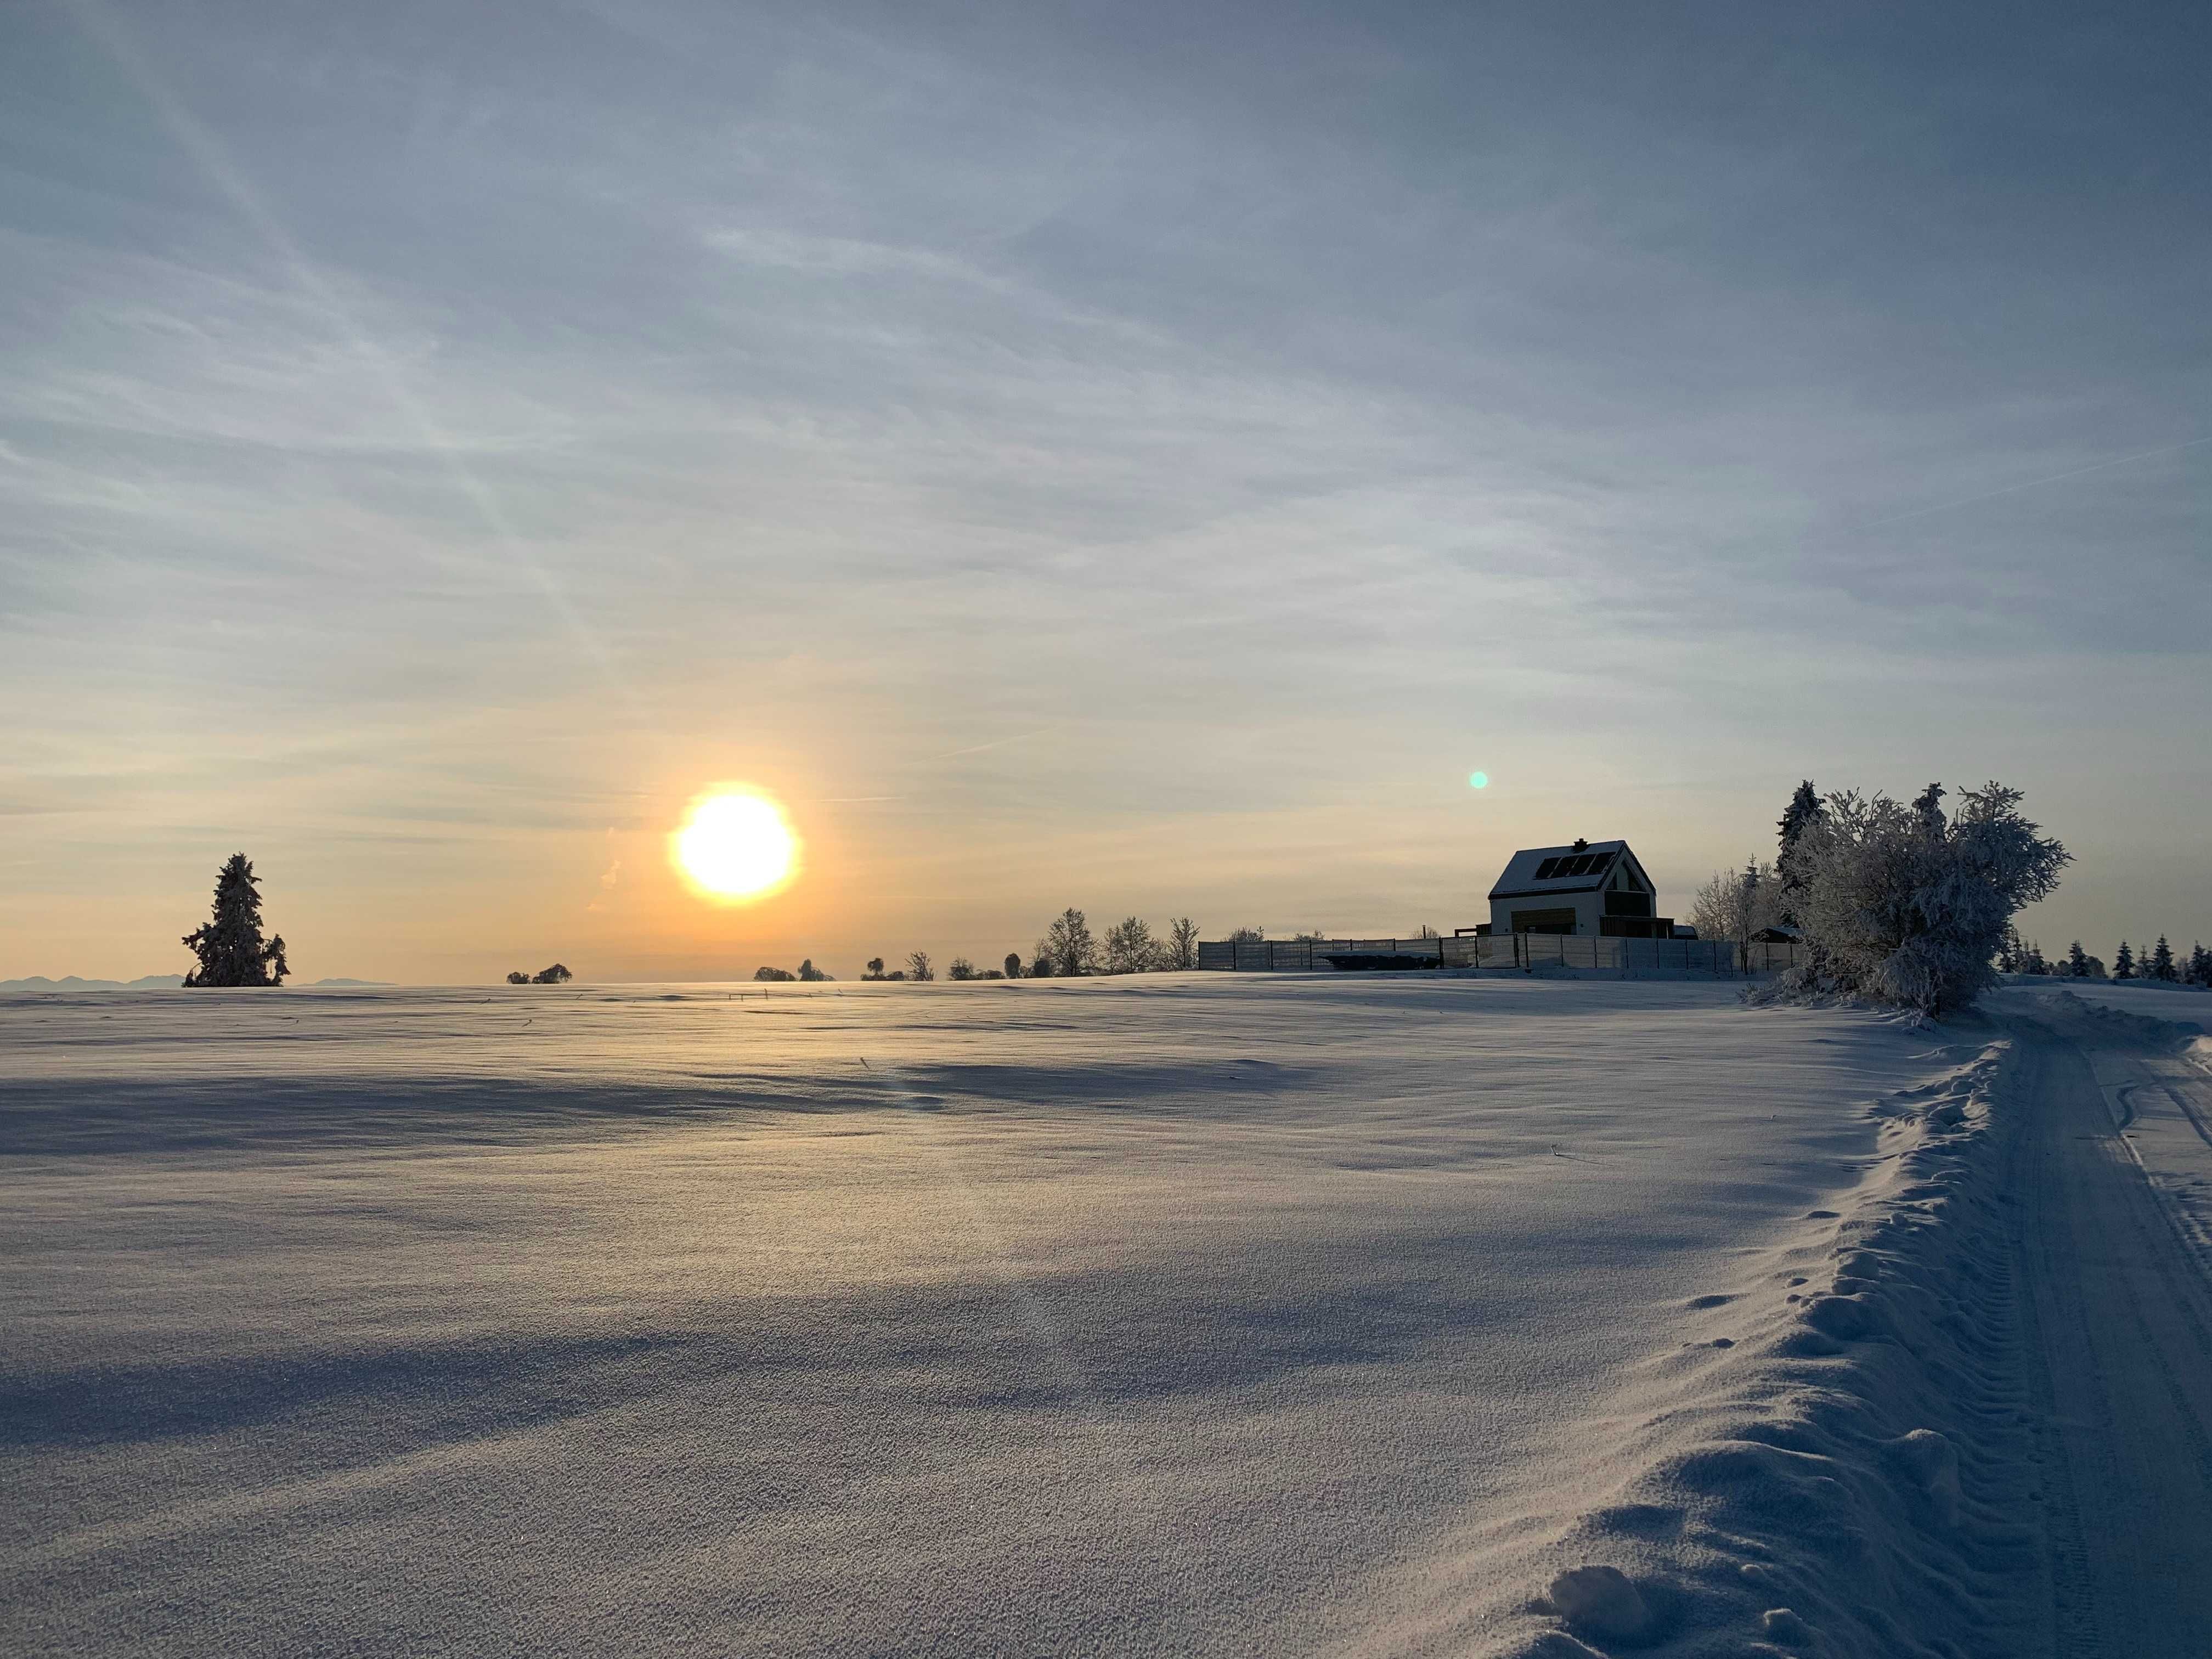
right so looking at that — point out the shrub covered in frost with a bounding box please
[1756,782,2068,1016]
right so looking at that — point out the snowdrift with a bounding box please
[1491,1037,2039,1658]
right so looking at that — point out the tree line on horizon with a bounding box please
[1995,931,2211,986]
[838,911,1203,984]
[177,812,2196,1013]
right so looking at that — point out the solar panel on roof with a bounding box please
[1533,857,1560,879]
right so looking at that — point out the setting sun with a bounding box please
[670,786,800,903]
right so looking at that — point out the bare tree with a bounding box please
[1690,859,1784,945]
[906,950,934,982]
[1103,916,1156,974]
[1044,909,1096,977]
[1165,917,1200,970]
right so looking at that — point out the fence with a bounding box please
[1196,934,1803,978]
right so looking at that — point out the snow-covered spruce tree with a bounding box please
[182,853,289,987]
[1775,780,1822,926]
[2114,941,2135,980]
[2147,936,2176,981]
[2066,940,2090,978]
[1752,782,2068,1017]
[2191,944,2212,987]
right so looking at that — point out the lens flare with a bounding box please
[671,786,800,903]
[1469,771,1489,789]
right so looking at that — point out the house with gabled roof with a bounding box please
[1486,838,1675,939]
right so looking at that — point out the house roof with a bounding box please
[1487,839,1645,900]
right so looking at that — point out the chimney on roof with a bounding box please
[1572,837,1588,852]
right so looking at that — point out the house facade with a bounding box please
[1485,838,1675,939]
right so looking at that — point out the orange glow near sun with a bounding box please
[670,786,800,904]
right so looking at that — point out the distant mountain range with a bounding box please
[0,975,393,993]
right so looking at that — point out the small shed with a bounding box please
[1486,838,1674,939]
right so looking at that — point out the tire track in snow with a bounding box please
[2002,1005,2212,1656]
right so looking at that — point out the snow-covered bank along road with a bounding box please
[1994,987,2212,1655]
[1,977,1962,1657]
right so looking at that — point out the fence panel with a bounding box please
[1197,934,1802,976]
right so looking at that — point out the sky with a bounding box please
[2,0,2208,983]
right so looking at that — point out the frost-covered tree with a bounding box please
[2066,940,2090,978]
[1103,916,1156,974]
[1690,859,1785,945]
[2147,936,2177,981]
[2187,943,2212,987]
[905,951,934,982]
[1776,780,1822,926]
[946,957,976,980]
[2114,940,2135,980]
[1044,909,1097,977]
[182,854,290,988]
[1004,952,1023,979]
[1227,926,1263,943]
[1029,939,1054,978]
[1165,917,1200,970]
[1753,781,2068,1016]
[2023,942,2048,975]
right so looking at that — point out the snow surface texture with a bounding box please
[0,978,2068,1654]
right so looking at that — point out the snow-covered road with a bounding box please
[1995,988,2212,1656]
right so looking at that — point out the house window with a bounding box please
[1510,908,1577,935]
[1604,891,1652,917]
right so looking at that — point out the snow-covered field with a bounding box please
[3,976,2205,1656]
